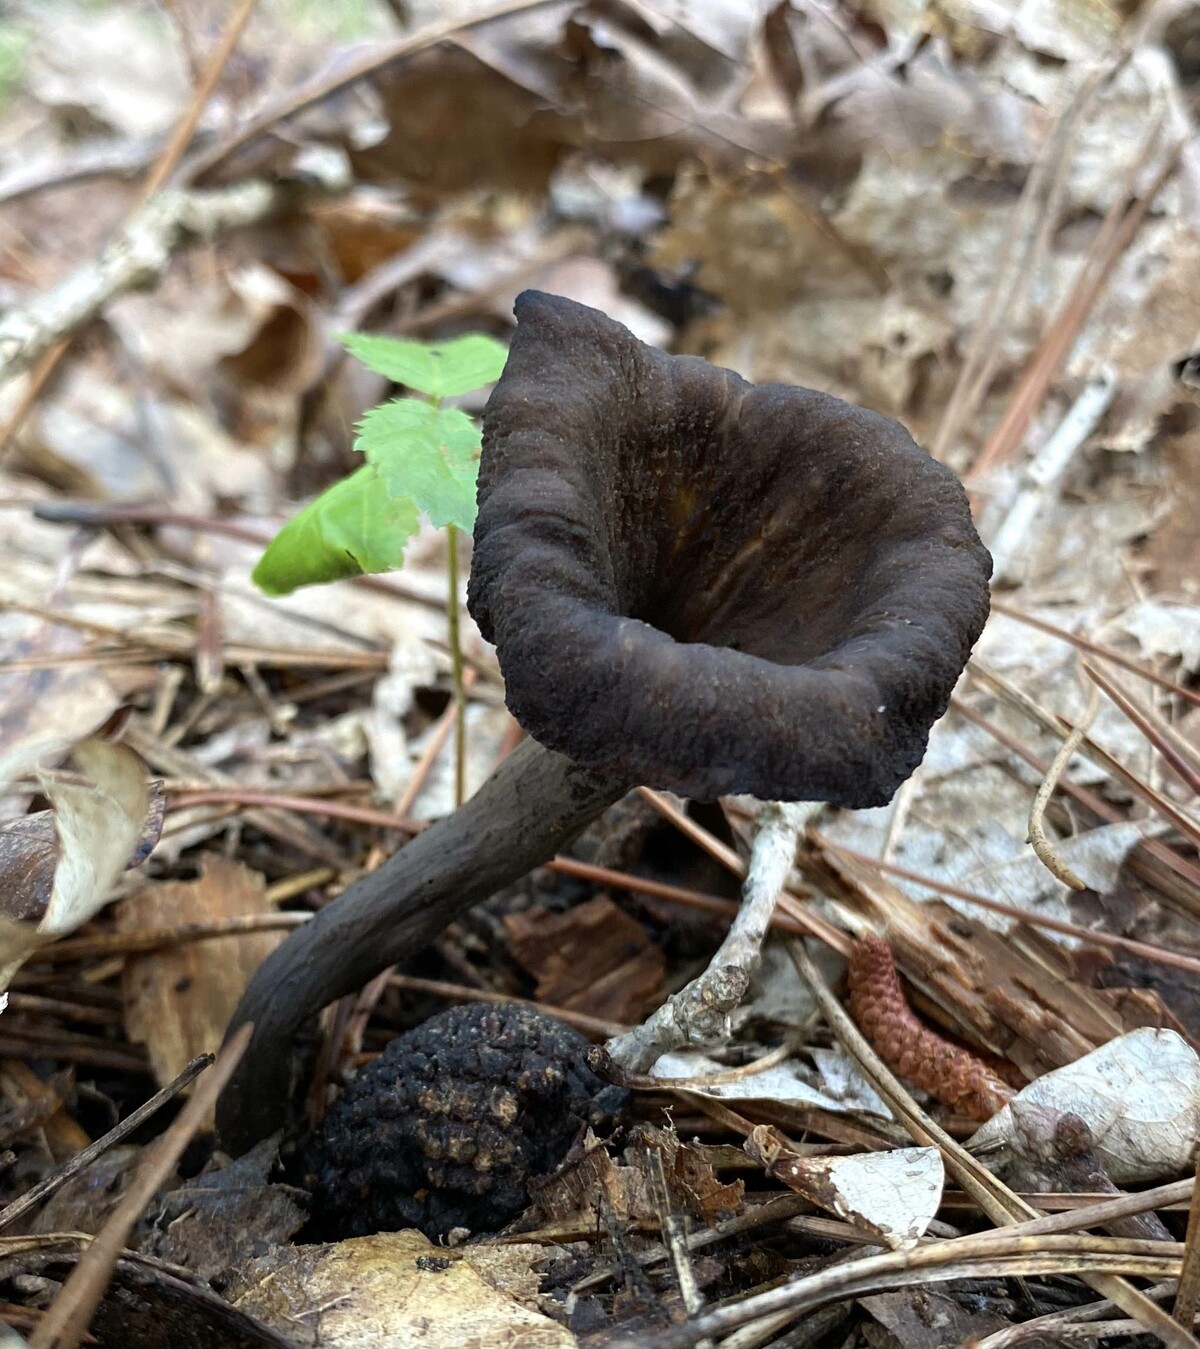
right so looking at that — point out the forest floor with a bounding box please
[1,1,1199,1346]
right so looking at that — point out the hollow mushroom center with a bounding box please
[579,381,916,667]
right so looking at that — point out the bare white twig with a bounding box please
[0,170,343,386]
[605,800,820,1072]
[987,368,1117,584]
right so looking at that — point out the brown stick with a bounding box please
[29,1028,251,1349]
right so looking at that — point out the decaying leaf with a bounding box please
[118,854,285,1097]
[145,1138,308,1286]
[651,1049,867,1114]
[230,1229,576,1349]
[0,740,153,989]
[531,1125,742,1228]
[0,607,121,792]
[969,1028,1200,1183]
[747,1125,944,1246]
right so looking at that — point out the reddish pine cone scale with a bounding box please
[847,932,1014,1122]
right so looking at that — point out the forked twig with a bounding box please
[606,801,820,1071]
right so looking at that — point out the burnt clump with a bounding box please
[303,1001,614,1241]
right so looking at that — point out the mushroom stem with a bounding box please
[215,735,626,1153]
[605,800,820,1073]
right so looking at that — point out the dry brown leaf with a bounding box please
[0,780,162,925]
[531,1124,742,1227]
[118,854,284,1098]
[145,1138,308,1285]
[355,1,793,198]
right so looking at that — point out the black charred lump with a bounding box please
[303,1001,615,1241]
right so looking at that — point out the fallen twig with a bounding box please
[1028,684,1101,890]
[988,370,1117,584]
[0,1055,213,1234]
[28,1026,251,1349]
[605,801,818,1071]
[0,176,338,384]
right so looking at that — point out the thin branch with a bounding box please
[1028,684,1101,890]
[0,1056,213,1234]
[647,1148,709,1347]
[622,1235,1184,1349]
[638,788,851,955]
[143,0,261,198]
[606,802,819,1071]
[181,0,563,183]
[989,370,1117,584]
[28,1027,251,1349]
[0,177,338,384]
[1175,1155,1200,1328]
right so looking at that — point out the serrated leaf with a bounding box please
[252,465,420,596]
[357,398,481,531]
[339,331,509,399]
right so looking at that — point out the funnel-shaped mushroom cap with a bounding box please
[468,292,991,807]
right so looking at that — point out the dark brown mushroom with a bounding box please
[470,290,991,807]
[217,292,990,1152]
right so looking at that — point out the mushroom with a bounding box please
[217,291,991,1153]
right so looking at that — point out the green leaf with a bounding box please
[357,398,481,531]
[252,464,420,596]
[339,331,508,399]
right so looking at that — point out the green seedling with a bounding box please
[253,331,509,805]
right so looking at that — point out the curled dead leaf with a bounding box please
[0,741,155,990]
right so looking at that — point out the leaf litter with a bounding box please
[0,0,1198,1345]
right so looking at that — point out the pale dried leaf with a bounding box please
[29,7,188,138]
[753,1132,944,1246]
[232,1230,576,1349]
[1113,599,1200,673]
[969,1028,1200,1183]
[651,1049,856,1112]
[0,741,150,989]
